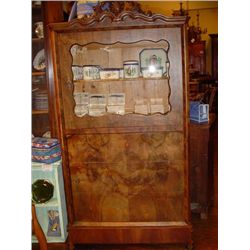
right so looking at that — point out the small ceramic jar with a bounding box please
[82,65,100,80]
[123,60,139,79]
[34,21,44,38]
[72,66,84,80]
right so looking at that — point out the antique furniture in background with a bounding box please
[32,160,68,243]
[32,2,66,250]
[209,34,218,82]
[47,2,191,249]
[188,41,206,76]
[189,114,216,219]
[187,12,207,44]
[32,1,64,137]
[32,2,50,136]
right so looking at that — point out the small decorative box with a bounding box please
[88,94,106,116]
[32,137,61,164]
[108,93,125,106]
[74,93,89,117]
[189,101,209,123]
[83,65,100,80]
[123,60,139,79]
[150,98,167,114]
[142,67,163,78]
[100,68,120,80]
[73,92,89,105]
[74,104,88,117]
[107,93,125,115]
[134,99,149,115]
[72,65,83,81]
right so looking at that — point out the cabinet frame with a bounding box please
[47,10,191,249]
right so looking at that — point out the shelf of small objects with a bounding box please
[73,76,169,83]
[71,59,170,117]
[33,197,59,207]
[72,69,171,117]
[72,63,169,82]
[72,90,170,117]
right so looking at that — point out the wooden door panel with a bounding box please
[67,132,185,222]
[67,132,184,163]
[70,165,184,222]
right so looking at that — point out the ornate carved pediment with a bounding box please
[73,1,154,27]
[48,2,187,32]
[91,1,152,18]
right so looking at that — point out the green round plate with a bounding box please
[32,179,54,204]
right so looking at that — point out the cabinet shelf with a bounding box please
[32,71,46,76]
[74,76,169,84]
[32,37,44,42]
[33,198,59,207]
[32,4,42,9]
[32,109,49,115]
[32,161,61,167]
[73,76,170,117]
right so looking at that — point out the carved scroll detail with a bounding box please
[92,1,151,17]
[68,11,186,28]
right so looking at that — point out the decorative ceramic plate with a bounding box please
[139,48,169,75]
[33,49,46,71]
[32,179,54,204]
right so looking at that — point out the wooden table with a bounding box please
[189,113,216,219]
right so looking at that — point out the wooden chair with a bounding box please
[32,203,48,250]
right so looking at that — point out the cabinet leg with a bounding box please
[69,240,74,250]
[186,242,194,250]
[200,211,208,220]
[200,206,208,220]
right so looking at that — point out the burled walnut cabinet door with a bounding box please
[48,11,191,249]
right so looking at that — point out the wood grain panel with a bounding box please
[69,225,191,244]
[67,132,185,222]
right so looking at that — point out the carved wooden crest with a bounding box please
[91,1,152,18]
[49,2,186,32]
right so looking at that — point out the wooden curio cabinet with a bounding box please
[48,4,191,249]
[188,41,206,75]
[32,2,50,136]
[32,1,64,137]
[209,34,218,81]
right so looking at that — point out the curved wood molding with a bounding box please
[48,11,187,32]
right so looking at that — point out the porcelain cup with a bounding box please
[34,21,44,38]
